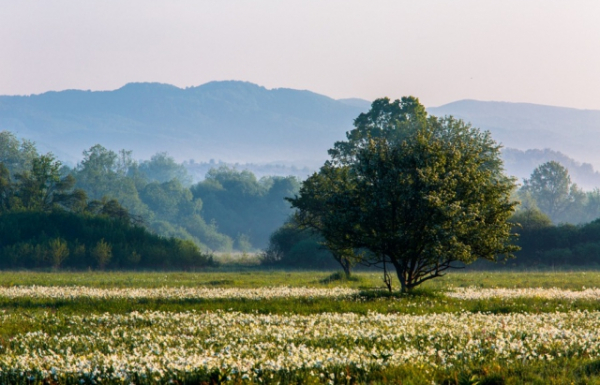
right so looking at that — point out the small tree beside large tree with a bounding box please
[288,96,519,292]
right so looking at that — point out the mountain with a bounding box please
[3,84,600,188]
[0,81,367,165]
[337,98,371,110]
[428,100,600,170]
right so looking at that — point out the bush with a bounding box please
[262,221,340,269]
[0,211,213,270]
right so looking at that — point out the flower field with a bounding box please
[2,271,600,384]
[447,286,600,300]
[2,284,600,301]
[0,285,358,301]
[2,310,600,383]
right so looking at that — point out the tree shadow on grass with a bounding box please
[357,287,440,300]
[317,271,360,284]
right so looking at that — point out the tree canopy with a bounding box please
[0,148,213,270]
[289,97,519,291]
[192,166,300,249]
[0,133,300,253]
[521,161,585,223]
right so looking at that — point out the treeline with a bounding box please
[261,221,340,270]
[185,159,314,182]
[0,211,210,270]
[0,138,212,269]
[7,126,600,271]
[263,212,600,270]
[72,145,298,251]
[264,160,600,271]
[504,209,600,267]
[503,148,600,191]
[504,161,600,267]
[192,167,300,250]
[0,131,299,252]
[514,160,600,224]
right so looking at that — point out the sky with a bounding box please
[1,0,600,109]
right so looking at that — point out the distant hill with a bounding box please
[428,100,600,170]
[3,84,600,188]
[0,81,367,165]
[337,98,372,110]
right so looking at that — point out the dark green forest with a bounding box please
[0,133,212,269]
[508,208,600,267]
[0,211,211,270]
[3,126,600,272]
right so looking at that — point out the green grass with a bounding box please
[0,269,377,288]
[0,269,599,289]
[2,269,600,384]
[1,270,600,341]
[0,292,599,324]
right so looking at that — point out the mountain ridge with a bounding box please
[433,98,600,112]
[428,99,600,169]
[2,82,600,184]
[0,81,366,165]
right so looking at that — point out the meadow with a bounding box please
[2,270,600,384]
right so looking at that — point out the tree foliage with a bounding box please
[49,237,69,269]
[521,161,584,222]
[74,145,148,216]
[510,207,552,230]
[0,138,214,270]
[261,220,339,269]
[0,131,299,253]
[14,154,84,212]
[0,210,213,270]
[506,216,600,267]
[92,239,112,270]
[192,166,300,249]
[289,97,519,291]
[0,131,38,175]
[513,160,600,225]
[287,165,360,277]
[138,152,192,185]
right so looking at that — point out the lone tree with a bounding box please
[288,97,519,292]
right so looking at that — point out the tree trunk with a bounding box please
[392,261,410,293]
[382,259,392,293]
[341,259,351,279]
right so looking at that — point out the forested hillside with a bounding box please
[0,131,298,252]
[0,134,212,269]
[0,81,364,165]
[3,83,600,190]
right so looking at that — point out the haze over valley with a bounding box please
[2,81,600,188]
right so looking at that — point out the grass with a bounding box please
[1,291,599,322]
[0,269,374,288]
[1,270,600,338]
[0,269,599,289]
[2,269,600,384]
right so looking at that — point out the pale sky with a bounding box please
[1,0,600,109]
